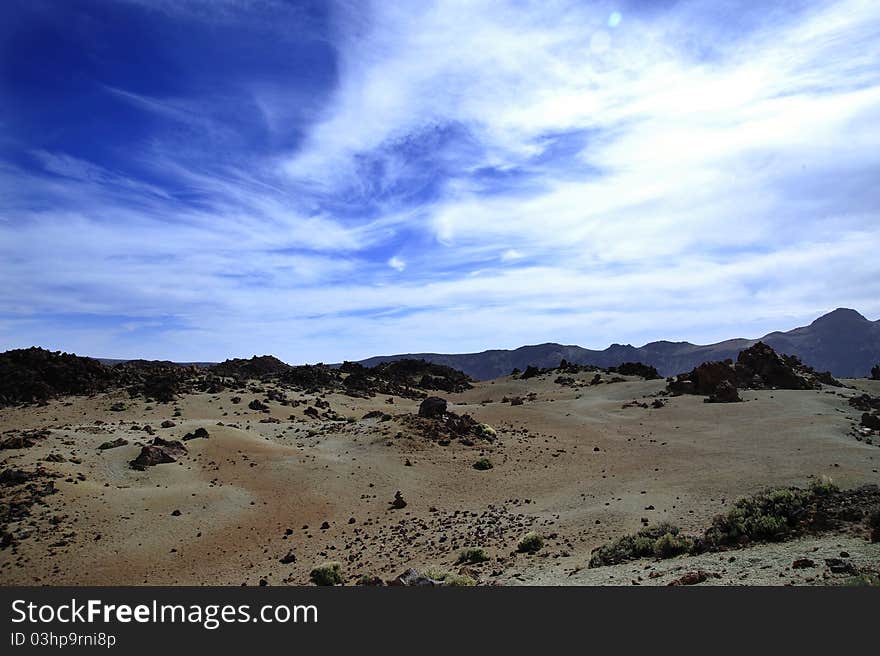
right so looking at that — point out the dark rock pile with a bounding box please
[341,359,472,399]
[608,362,661,380]
[551,360,660,386]
[281,364,343,392]
[668,342,842,401]
[112,360,202,402]
[849,394,880,412]
[209,355,291,380]
[0,347,115,406]
[403,396,494,445]
[0,429,51,450]
[0,347,476,407]
[0,347,223,407]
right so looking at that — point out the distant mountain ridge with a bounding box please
[355,308,880,380]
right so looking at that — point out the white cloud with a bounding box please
[2,0,880,361]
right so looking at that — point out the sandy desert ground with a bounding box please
[2,370,879,586]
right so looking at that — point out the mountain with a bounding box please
[356,308,880,379]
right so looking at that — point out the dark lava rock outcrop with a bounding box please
[0,347,114,406]
[608,362,661,380]
[111,360,201,402]
[705,380,742,404]
[668,342,841,400]
[209,355,291,380]
[129,438,187,470]
[341,359,472,399]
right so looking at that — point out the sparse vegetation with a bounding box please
[355,574,383,586]
[868,509,880,542]
[703,487,815,547]
[477,423,497,439]
[309,561,343,586]
[423,567,476,586]
[472,457,493,471]
[517,532,543,554]
[653,530,693,559]
[842,573,880,587]
[589,522,684,567]
[456,547,490,564]
[589,481,876,568]
[809,476,839,496]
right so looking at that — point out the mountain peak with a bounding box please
[810,308,868,327]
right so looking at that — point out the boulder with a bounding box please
[861,413,880,431]
[389,490,407,509]
[129,438,187,471]
[705,380,742,403]
[667,570,719,586]
[182,427,210,440]
[98,437,129,450]
[418,396,447,419]
[387,568,441,587]
[669,360,735,396]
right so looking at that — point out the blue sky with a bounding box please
[1,0,879,362]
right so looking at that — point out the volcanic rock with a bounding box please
[98,438,129,450]
[418,396,448,419]
[387,568,440,586]
[129,438,187,470]
[608,362,661,380]
[390,490,407,509]
[705,380,742,403]
[861,413,880,431]
[182,427,210,440]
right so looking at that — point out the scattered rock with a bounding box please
[390,490,407,509]
[387,568,440,586]
[667,570,719,586]
[98,437,129,450]
[182,427,210,440]
[129,438,187,470]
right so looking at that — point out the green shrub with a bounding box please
[477,423,497,439]
[653,532,693,559]
[423,568,476,586]
[703,487,811,547]
[309,561,343,586]
[517,532,543,554]
[809,476,839,496]
[472,458,493,471]
[589,523,690,567]
[842,573,880,587]
[456,547,490,564]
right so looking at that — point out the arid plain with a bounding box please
[2,348,879,587]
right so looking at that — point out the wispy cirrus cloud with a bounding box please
[0,0,878,361]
